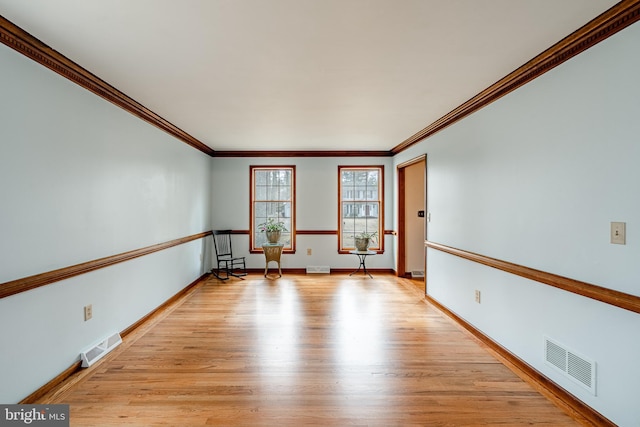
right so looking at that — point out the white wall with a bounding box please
[211,156,394,271]
[393,22,640,426]
[0,44,212,403]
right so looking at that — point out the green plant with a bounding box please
[258,217,288,232]
[355,231,377,242]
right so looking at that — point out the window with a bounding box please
[338,166,383,252]
[250,166,295,252]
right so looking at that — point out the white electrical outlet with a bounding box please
[84,304,93,321]
[474,290,481,304]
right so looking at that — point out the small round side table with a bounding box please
[349,250,376,278]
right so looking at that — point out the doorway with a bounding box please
[397,156,426,293]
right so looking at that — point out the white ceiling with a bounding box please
[0,0,619,152]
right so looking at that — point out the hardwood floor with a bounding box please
[41,273,581,426]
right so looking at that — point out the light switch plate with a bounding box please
[611,222,626,245]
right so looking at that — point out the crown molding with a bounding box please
[3,1,638,158]
[0,16,214,156]
[392,0,640,154]
[212,150,393,157]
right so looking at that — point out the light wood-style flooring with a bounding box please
[41,273,581,426]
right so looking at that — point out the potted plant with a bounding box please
[258,218,288,243]
[354,231,377,251]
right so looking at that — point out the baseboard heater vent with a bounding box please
[544,336,596,395]
[411,270,425,278]
[306,266,330,274]
[80,332,122,368]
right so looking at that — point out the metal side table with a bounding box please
[349,250,376,278]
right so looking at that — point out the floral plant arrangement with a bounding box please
[258,217,288,232]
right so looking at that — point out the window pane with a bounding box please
[266,201,280,217]
[266,171,277,185]
[255,171,268,185]
[266,187,279,200]
[251,166,295,251]
[338,166,383,251]
[367,170,378,186]
[254,202,267,219]
[255,232,267,247]
[281,216,291,231]
[344,203,376,237]
[354,170,367,185]
[255,185,268,200]
[341,232,353,249]
[279,186,291,200]
[281,170,291,185]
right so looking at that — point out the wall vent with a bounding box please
[544,336,596,395]
[411,270,425,278]
[80,332,122,367]
[306,266,330,274]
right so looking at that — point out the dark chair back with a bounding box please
[213,230,234,260]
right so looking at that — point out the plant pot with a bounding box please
[266,231,281,244]
[355,237,369,251]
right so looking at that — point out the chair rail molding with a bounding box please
[425,241,640,314]
[0,231,212,300]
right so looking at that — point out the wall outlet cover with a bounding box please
[611,222,626,245]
